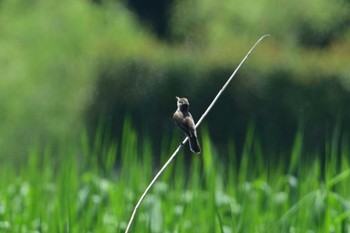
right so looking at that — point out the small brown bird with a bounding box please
[173,96,201,154]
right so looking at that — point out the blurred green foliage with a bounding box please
[0,0,350,229]
[0,0,96,156]
[0,0,155,159]
[1,0,350,160]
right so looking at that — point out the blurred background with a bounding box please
[2,1,350,231]
[1,0,350,163]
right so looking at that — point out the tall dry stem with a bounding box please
[124,34,270,233]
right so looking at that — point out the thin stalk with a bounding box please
[124,34,270,233]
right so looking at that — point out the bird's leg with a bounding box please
[179,135,187,146]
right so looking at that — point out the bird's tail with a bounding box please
[189,135,201,154]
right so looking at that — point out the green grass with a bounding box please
[0,122,350,233]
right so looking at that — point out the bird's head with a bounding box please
[176,96,189,111]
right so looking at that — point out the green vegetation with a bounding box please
[0,0,349,232]
[0,121,349,232]
[0,0,156,158]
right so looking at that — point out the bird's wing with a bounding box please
[185,114,196,137]
[174,111,194,136]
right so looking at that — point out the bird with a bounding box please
[173,96,201,154]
